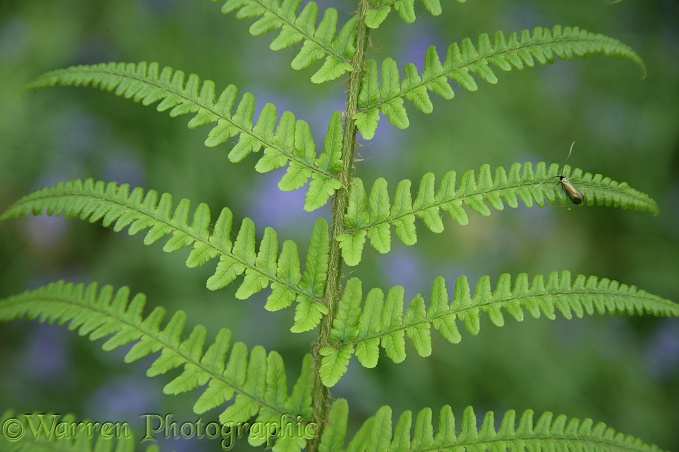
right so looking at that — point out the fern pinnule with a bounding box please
[317,271,679,387]
[0,179,331,332]
[364,0,444,29]
[330,403,664,451]
[216,0,357,83]
[339,162,659,266]
[355,25,646,138]
[365,0,476,28]
[317,399,349,452]
[24,61,342,211]
[0,281,315,449]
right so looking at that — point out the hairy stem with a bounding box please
[308,1,371,450]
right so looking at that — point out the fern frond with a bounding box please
[0,180,331,332]
[0,410,146,452]
[365,0,444,29]
[318,399,349,452]
[0,282,316,450]
[329,403,664,451]
[355,25,646,138]
[317,271,679,387]
[215,0,357,83]
[338,162,658,266]
[25,62,342,210]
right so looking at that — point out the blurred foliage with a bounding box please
[1,0,678,450]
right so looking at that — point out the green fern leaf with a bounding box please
[394,0,416,24]
[217,0,357,83]
[336,404,664,451]
[337,177,369,265]
[285,354,314,418]
[364,0,443,29]
[0,282,316,450]
[364,5,391,29]
[389,409,413,450]
[287,216,330,333]
[379,58,410,130]
[266,241,302,311]
[318,399,348,452]
[291,296,329,333]
[305,110,344,211]
[355,25,646,137]
[345,405,393,452]
[367,177,391,253]
[340,176,403,264]
[252,353,288,405]
[319,271,678,385]
[403,294,432,357]
[422,0,443,15]
[0,180,330,324]
[0,410,146,452]
[380,285,407,365]
[318,344,354,388]
[25,62,340,208]
[354,288,384,368]
[299,216,330,298]
[329,278,363,343]
[394,0,416,23]
[306,172,342,213]
[340,162,658,265]
[278,121,316,191]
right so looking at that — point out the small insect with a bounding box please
[558,142,584,205]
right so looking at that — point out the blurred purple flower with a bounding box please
[646,321,679,380]
[86,376,158,420]
[104,149,145,187]
[23,324,69,379]
[247,170,311,228]
[26,215,69,248]
[382,247,425,301]
[398,24,440,74]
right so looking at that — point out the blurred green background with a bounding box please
[1,0,678,450]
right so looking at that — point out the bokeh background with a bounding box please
[1,0,678,450]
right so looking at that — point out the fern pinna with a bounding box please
[25,62,344,212]
[319,401,664,451]
[318,272,679,387]
[338,162,659,265]
[1,1,677,451]
[0,179,331,333]
[0,282,314,450]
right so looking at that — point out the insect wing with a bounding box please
[559,176,584,204]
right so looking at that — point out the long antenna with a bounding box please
[565,141,576,165]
